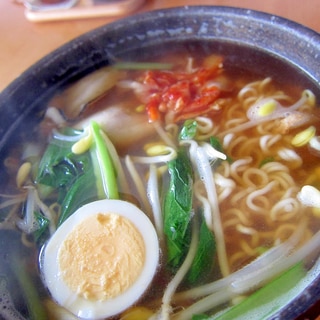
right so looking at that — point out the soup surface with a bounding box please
[1,48,320,320]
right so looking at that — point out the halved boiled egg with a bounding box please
[40,199,159,319]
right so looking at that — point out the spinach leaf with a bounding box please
[36,129,93,210]
[57,164,98,226]
[36,128,98,226]
[186,214,216,284]
[163,147,193,270]
[36,124,120,227]
[36,129,87,189]
[32,211,50,244]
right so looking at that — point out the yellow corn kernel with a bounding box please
[16,162,32,188]
[291,126,316,147]
[157,164,168,176]
[302,89,316,107]
[135,104,145,113]
[145,144,170,156]
[120,306,154,320]
[72,131,93,154]
[257,99,277,117]
[312,207,320,218]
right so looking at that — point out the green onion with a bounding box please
[179,119,198,140]
[91,121,119,199]
[12,256,47,320]
[213,262,306,320]
[112,62,173,70]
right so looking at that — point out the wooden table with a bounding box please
[0,0,320,92]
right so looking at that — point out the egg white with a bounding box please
[40,199,159,319]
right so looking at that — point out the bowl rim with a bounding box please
[1,6,320,149]
[0,5,320,319]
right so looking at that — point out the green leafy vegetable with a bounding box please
[57,165,98,226]
[179,119,198,140]
[210,136,232,163]
[36,128,98,226]
[36,128,91,198]
[209,136,224,153]
[163,147,193,270]
[36,123,121,226]
[32,211,50,243]
[186,214,216,284]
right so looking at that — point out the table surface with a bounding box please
[1,0,320,92]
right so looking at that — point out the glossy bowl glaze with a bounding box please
[0,6,319,319]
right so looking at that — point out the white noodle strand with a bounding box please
[147,164,163,240]
[124,156,152,217]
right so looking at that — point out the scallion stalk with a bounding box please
[12,256,47,320]
[91,121,119,199]
[113,62,173,70]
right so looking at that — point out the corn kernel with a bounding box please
[135,104,145,113]
[145,144,170,156]
[312,207,320,218]
[291,126,316,147]
[257,99,277,117]
[302,89,316,106]
[16,162,32,188]
[120,306,154,320]
[72,131,93,154]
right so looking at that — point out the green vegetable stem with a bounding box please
[91,121,119,200]
[213,262,306,320]
[12,255,47,320]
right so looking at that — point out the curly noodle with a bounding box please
[213,78,315,271]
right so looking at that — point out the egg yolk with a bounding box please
[58,212,145,301]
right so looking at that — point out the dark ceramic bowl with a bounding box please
[0,6,320,319]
